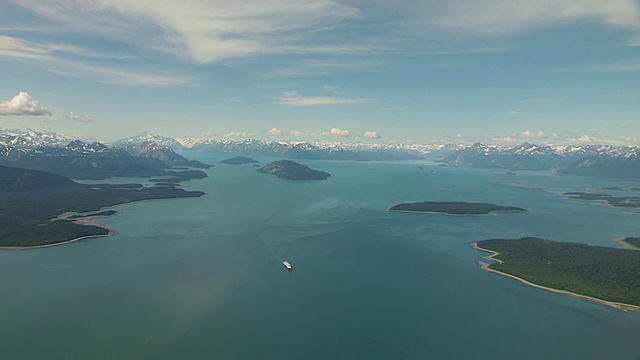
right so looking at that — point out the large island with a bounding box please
[475,237,640,310]
[258,160,331,180]
[388,201,526,215]
[0,165,205,248]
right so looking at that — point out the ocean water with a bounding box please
[1,155,640,359]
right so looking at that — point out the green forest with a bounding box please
[0,166,204,247]
[477,237,640,306]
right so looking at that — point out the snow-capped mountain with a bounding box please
[111,132,184,150]
[113,140,211,168]
[0,128,88,148]
[441,141,640,180]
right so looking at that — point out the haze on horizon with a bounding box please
[1,0,639,145]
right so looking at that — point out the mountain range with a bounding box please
[2,128,640,181]
[0,129,209,180]
[441,142,640,180]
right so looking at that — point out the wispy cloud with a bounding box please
[575,60,640,73]
[0,35,190,86]
[12,0,362,63]
[418,0,639,34]
[66,112,93,122]
[277,91,369,106]
[0,91,52,116]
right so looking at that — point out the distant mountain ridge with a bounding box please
[0,130,210,179]
[4,128,640,181]
[113,140,211,169]
[441,141,640,180]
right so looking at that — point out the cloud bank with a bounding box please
[0,92,52,116]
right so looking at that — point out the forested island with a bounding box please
[258,160,331,180]
[0,166,204,248]
[475,237,640,309]
[388,201,526,215]
[221,156,259,165]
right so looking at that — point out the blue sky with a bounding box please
[1,0,639,144]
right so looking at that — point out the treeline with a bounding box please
[478,237,640,306]
[389,201,526,215]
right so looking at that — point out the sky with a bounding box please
[1,0,639,145]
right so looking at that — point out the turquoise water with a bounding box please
[2,155,640,359]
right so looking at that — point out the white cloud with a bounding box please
[277,91,369,106]
[224,131,255,138]
[266,127,284,136]
[492,136,519,143]
[290,130,305,137]
[363,130,380,139]
[0,92,52,116]
[454,133,464,138]
[321,127,351,137]
[66,112,93,122]
[519,130,547,138]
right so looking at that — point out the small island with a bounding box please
[221,156,259,165]
[564,191,640,208]
[258,160,331,180]
[388,201,526,215]
[475,237,640,310]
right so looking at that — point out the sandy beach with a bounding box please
[0,229,117,251]
[472,242,640,312]
[612,237,640,250]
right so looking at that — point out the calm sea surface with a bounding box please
[2,154,640,359]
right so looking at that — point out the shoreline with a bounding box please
[1,193,204,251]
[387,208,525,217]
[612,237,640,251]
[0,229,117,251]
[472,242,640,312]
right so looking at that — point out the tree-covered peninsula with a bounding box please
[0,166,204,248]
[388,201,526,215]
[476,237,640,308]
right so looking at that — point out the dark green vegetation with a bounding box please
[220,156,259,165]
[389,201,526,215]
[0,166,204,247]
[258,160,331,180]
[65,210,118,219]
[621,237,640,249]
[477,237,640,306]
[564,192,640,208]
